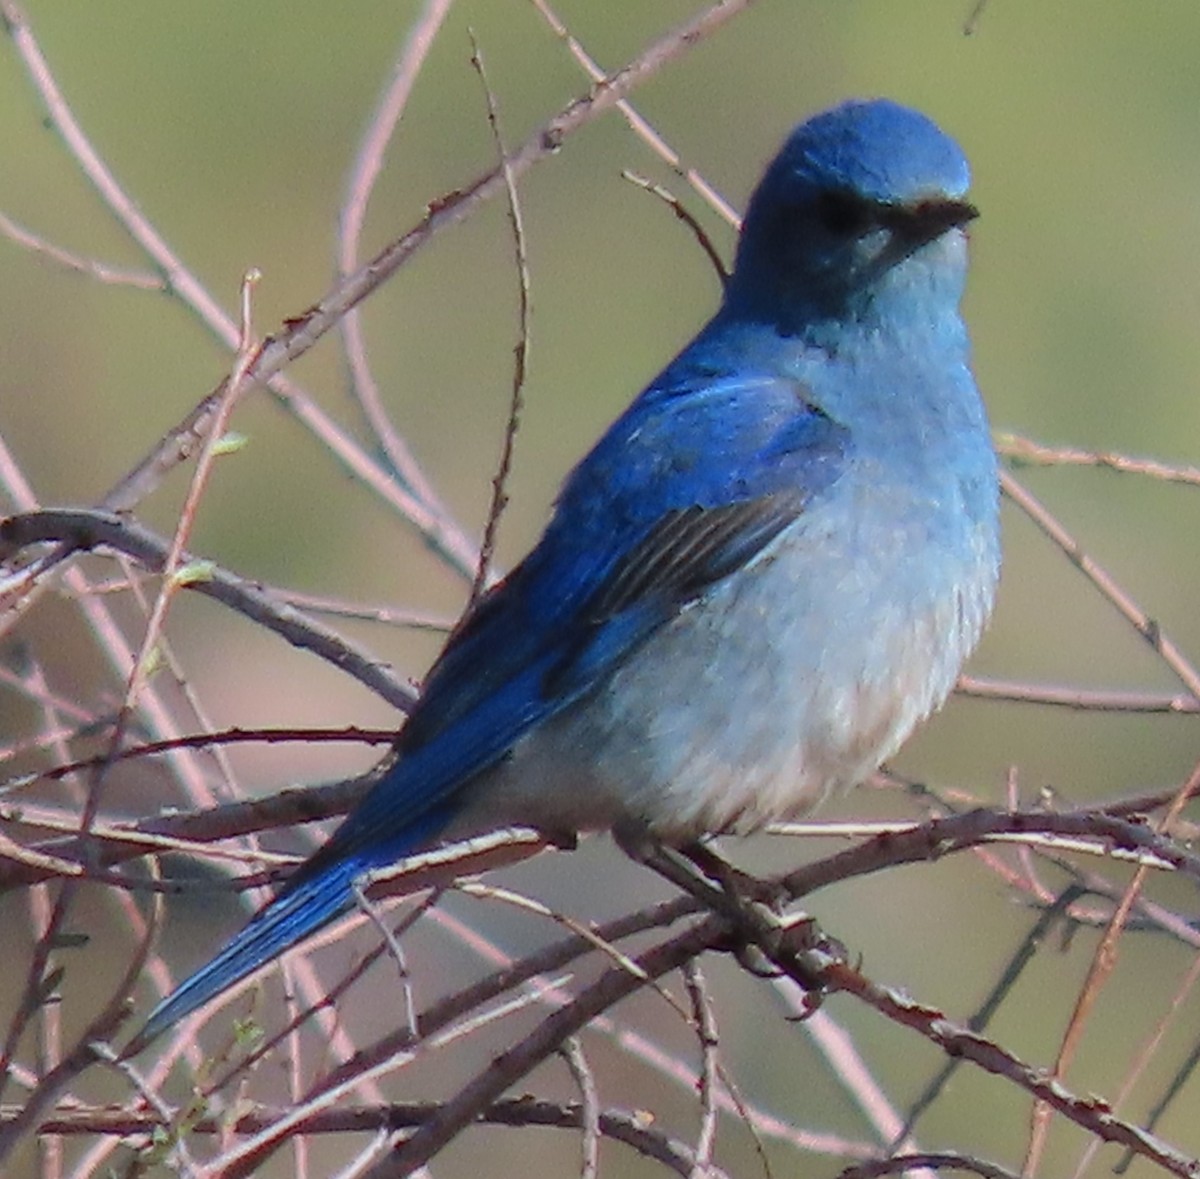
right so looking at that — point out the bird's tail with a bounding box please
[127,859,361,1053]
[127,803,450,1054]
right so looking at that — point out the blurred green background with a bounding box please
[3,1,1200,1176]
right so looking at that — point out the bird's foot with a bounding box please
[613,826,836,998]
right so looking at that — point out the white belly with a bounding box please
[459,482,994,844]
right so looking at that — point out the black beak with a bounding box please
[881,197,979,245]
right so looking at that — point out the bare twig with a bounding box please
[0,508,418,710]
[2,0,762,605]
[118,270,262,726]
[0,0,478,604]
[560,1038,600,1179]
[351,883,422,1041]
[1001,470,1200,698]
[6,724,392,795]
[1027,755,1200,1174]
[467,31,532,602]
[896,885,1087,1145]
[0,861,162,1165]
[528,0,740,227]
[998,432,1200,487]
[839,1153,1019,1179]
[955,674,1200,714]
[622,171,730,284]
[273,590,455,634]
[0,208,163,289]
[823,957,1198,1179]
[788,1003,930,1173]
[337,0,455,501]
[208,971,582,1176]
[683,963,719,1178]
[376,902,856,1163]
[378,921,717,1177]
[104,0,762,500]
[1070,944,1200,1179]
[23,1098,726,1177]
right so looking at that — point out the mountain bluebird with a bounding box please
[134,98,999,1047]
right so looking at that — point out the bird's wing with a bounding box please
[311,373,850,870]
[131,374,850,1047]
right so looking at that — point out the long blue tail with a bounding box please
[131,861,361,1050]
[129,805,451,1053]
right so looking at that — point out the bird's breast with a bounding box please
[475,455,997,843]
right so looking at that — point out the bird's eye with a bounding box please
[816,190,875,237]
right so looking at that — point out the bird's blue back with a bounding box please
[133,98,999,1049]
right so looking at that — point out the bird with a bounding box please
[133,97,1000,1049]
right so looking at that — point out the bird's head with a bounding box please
[727,99,977,332]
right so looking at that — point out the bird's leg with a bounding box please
[613,822,740,918]
[679,841,826,980]
[677,840,790,911]
[613,824,824,986]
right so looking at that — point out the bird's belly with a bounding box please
[469,502,993,844]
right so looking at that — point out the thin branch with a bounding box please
[109,0,762,480]
[1070,944,1200,1179]
[351,883,421,1042]
[0,508,418,710]
[622,171,730,284]
[0,0,474,599]
[1113,1037,1200,1174]
[337,0,455,502]
[0,1,235,340]
[377,921,717,1177]
[1001,470,1200,698]
[683,963,719,1178]
[0,208,163,289]
[955,674,1200,714]
[777,810,1200,899]
[789,1003,929,1170]
[273,590,455,633]
[822,957,1199,1179]
[0,268,267,1140]
[364,863,1200,1179]
[528,0,740,227]
[117,269,262,727]
[560,1039,600,1179]
[467,30,532,602]
[7,724,392,794]
[1028,754,1200,1174]
[24,1099,722,1177]
[2,0,762,599]
[204,892,442,1099]
[838,1153,1020,1179]
[208,971,583,1176]
[0,862,161,1165]
[379,902,853,1164]
[896,884,1088,1144]
[998,432,1200,487]
[420,905,850,1167]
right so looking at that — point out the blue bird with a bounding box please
[134,98,999,1048]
